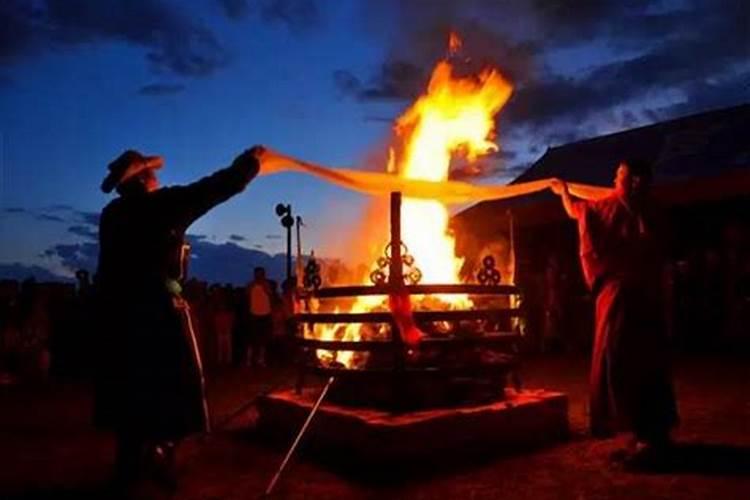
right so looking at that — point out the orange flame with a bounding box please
[313,33,513,367]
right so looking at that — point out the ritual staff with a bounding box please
[549,159,678,461]
[95,146,263,491]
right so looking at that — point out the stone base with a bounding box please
[257,387,568,469]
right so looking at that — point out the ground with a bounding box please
[1,354,749,499]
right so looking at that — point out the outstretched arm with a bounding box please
[162,147,264,229]
[549,178,585,219]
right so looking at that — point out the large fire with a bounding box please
[313,34,513,367]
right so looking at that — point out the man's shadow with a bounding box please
[633,442,750,475]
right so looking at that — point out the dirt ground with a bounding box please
[1,354,749,499]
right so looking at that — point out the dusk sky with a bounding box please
[1,0,747,283]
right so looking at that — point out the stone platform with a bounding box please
[257,387,569,468]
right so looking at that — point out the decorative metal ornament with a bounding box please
[477,255,501,286]
[303,254,322,290]
[369,241,422,285]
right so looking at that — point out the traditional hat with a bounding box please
[101,150,164,193]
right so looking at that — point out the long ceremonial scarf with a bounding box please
[258,148,612,203]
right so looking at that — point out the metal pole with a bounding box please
[295,216,304,288]
[263,376,335,497]
[286,222,292,281]
[276,203,295,282]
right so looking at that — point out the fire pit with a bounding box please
[256,193,568,468]
[294,192,522,409]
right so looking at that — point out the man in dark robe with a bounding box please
[95,146,263,490]
[550,158,678,459]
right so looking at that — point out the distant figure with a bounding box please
[550,158,678,462]
[209,285,234,367]
[246,267,273,367]
[95,146,263,491]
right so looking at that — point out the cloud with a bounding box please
[46,242,99,273]
[217,0,250,19]
[44,203,74,211]
[138,83,186,96]
[217,0,321,33]
[3,207,26,213]
[336,0,749,146]
[67,225,98,240]
[1,0,228,77]
[259,0,321,33]
[229,234,246,242]
[188,239,288,284]
[0,262,71,282]
[75,211,100,226]
[18,229,288,284]
[36,213,66,223]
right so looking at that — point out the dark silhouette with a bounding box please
[93,146,263,492]
[551,158,679,460]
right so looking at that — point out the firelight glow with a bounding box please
[314,33,513,367]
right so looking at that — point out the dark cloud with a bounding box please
[0,262,70,282]
[3,207,26,213]
[259,0,321,33]
[27,230,288,283]
[75,211,100,227]
[36,213,66,223]
[45,204,74,211]
[338,0,749,146]
[0,0,42,64]
[1,0,228,77]
[217,0,321,33]
[67,225,98,241]
[333,70,363,96]
[346,61,427,101]
[47,242,99,273]
[138,83,186,96]
[187,234,208,243]
[449,149,520,181]
[229,234,246,242]
[188,239,288,284]
[217,0,250,19]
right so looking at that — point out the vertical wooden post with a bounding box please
[389,192,403,287]
[389,192,406,411]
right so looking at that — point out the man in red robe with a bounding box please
[550,158,678,458]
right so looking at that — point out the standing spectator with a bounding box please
[246,267,273,367]
[208,285,234,368]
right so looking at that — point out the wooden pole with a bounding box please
[389,192,403,286]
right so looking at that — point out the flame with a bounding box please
[395,52,512,293]
[313,33,512,367]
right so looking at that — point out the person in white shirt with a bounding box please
[246,267,273,367]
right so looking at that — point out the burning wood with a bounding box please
[257,34,610,372]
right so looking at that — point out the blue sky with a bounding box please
[0,0,747,283]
